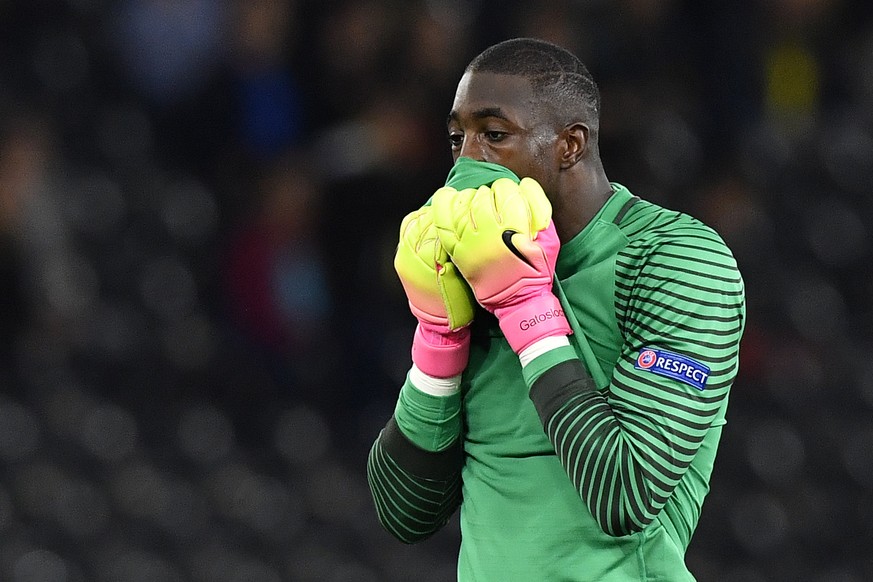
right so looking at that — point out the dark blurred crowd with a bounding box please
[0,0,872,580]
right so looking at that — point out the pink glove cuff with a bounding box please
[411,322,471,378]
[496,293,571,354]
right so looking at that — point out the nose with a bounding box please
[458,135,487,162]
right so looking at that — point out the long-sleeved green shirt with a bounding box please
[368,179,746,581]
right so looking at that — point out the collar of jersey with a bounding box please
[556,182,634,273]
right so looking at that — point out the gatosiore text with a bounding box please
[519,309,565,331]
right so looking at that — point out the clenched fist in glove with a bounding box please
[395,205,476,378]
[432,177,571,354]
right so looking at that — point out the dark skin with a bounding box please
[447,71,613,242]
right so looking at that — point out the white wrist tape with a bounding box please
[518,335,571,368]
[409,364,462,396]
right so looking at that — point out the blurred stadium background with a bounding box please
[0,0,872,580]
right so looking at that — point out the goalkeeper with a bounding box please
[367,38,745,582]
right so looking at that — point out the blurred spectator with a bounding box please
[227,0,305,161]
[112,0,228,108]
[0,105,96,384]
[0,110,43,377]
[106,0,233,182]
[221,150,338,410]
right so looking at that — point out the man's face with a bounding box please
[447,71,560,187]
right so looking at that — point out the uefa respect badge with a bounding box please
[635,347,710,390]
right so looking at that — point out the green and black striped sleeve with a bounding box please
[526,219,745,537]
[366,381,464,543]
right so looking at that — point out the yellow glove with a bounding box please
[394,204,476,377]
[432,177,570,354]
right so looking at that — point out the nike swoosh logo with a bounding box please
[501,230,534,267]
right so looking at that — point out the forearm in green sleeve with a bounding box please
[525,356,647,536]
[368,374,464,543]
[393,374,462,453]
[521,343,579,389]
[368,419,463,543]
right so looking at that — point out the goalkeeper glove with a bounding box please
[432,177,570,354]
[394,205,476,377]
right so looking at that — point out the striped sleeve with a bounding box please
[529,218,745,536]
[366,375,465,543]
[367,418,463,543]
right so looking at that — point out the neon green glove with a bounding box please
[394,205,476,377]
[432,177,570,354]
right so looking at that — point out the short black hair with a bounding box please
[466,38,600,129]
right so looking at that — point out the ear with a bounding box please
[558,122,589,169]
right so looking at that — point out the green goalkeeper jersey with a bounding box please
[368,181,746,581]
